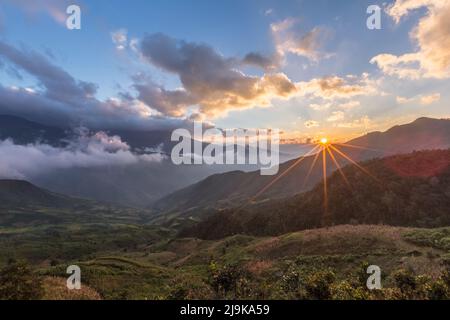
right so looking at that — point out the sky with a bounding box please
[0,0,449,143]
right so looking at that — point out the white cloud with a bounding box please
[396,96,414,104]
[372,0,450,79]
[396,92,441,105]
[0,130,165,179]
[337,116,371,129]
[327,111,345,122]
[309,102,332,111]
[270,18,330,61]
[419,93,441,105]
[338,101,360,109]
[111,29,128,50]
[297,73,378,100]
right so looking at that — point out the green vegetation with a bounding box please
[0,222,449,299]
[0,260,43,300]
[0,150,449,299]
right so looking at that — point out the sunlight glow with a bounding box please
[247,137,383,224]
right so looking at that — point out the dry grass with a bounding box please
[41,277,101,300]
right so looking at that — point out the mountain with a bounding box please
[179,149,450,239]
[0,115,247,206]
[153,117,450,214]
[0,179,75,207]
[0,115,310,207]
[0,114,67,146]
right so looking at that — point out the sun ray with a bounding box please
[326,147,351,189]
[335,142,394,155]
[302,149,321,189]
[329,144,381,184]
[251,144,321,201]
[322,146,328,220]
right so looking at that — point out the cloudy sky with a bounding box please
[0,0,449,142]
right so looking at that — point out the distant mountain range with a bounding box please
[153,117,450,214]
[179,149,450,239]
[0,115,275,206]
[1,115,450,209]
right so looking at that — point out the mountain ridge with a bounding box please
[179,149,450,239]
[152,117,450,214]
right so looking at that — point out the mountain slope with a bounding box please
[180,149,450,239]
[0,179,77,207]
[153,117,450,213]
[0,179,151,227]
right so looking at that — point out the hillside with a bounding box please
[180,149,450,239]
[0,180,76,207]
[0,179,151,227]
[32,225,450,299]
[153,117,450,214]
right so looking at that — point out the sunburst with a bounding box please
[251,136,382,223]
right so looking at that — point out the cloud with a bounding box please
[270,18,330,61]
[0,41,97,103]
[304,120,319,128]
[386,0,447,23]
[264,9,274,16]
[338,101,360,109]
[337,116,371,129]
[0,129,165,180]
[372,0,450,79]
[419,93,441,105]
[309,100,361,111]
[396,92,441,105]
[327,111,345,122]
[136,33,298,118]
[111,29,128,50]
[0,40,189,130]
[297,73,377,100]
[309,102,332,111]
[396,96,413,104]
[242,52,278,70]
[3,0,72,25]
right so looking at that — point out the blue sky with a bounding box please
[0,0,449,142]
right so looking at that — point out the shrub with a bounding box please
[209,262,250,299]
[303,269,335,300]
[0,261,43,300]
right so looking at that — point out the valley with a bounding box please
[0,148,449,299]
[0,117,449,300]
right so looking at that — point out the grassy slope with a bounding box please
[23,225,448,299]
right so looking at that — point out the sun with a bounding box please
[319,137,329,145]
